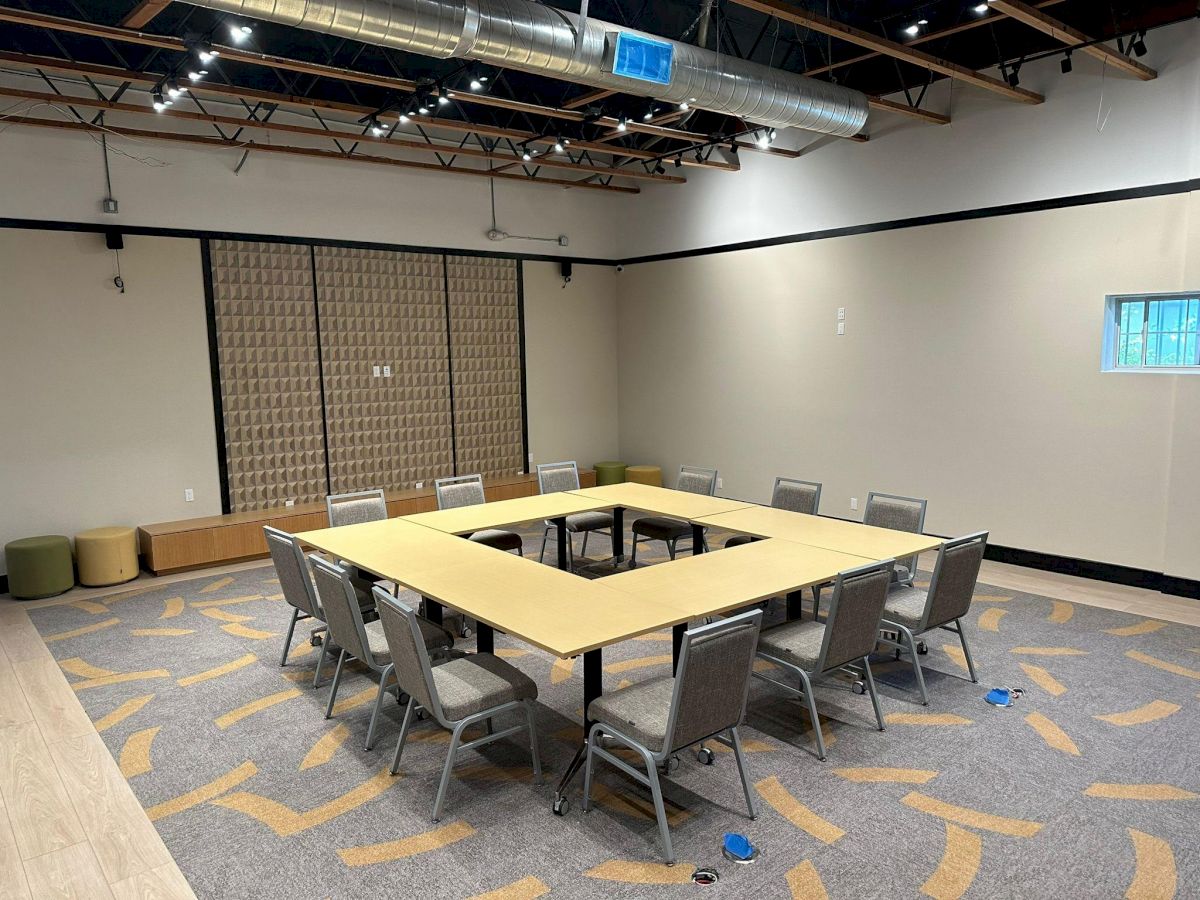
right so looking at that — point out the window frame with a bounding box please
[1102,292,1200,374]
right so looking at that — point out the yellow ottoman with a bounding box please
[625,465,662,487]
[75,526,139,587]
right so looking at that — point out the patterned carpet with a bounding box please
[25,526,1200,899]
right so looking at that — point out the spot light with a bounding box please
[369,117,385,136]
[973,3,988,12]
[679,100,690,110]
[642,104,655,121]
[653,163,666,175]
[553,138,565,153]
[674,156,683,168]
[1131,32,1147,57]
[187,69,205,81]
[904,23,920,36]
[617,116,628,132]
[1061,50,1073,74]
[152,89,167,111]
[398,110,411,124]
[195,43,219,63]
[437,87,450,106]
[166,79,182,98]
[230,23,252,42]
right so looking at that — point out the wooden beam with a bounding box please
[803,0,1068,77]
[867,96,949,125]
[0,85,686,184]
[562,88,616,110]
[9,116,642,193]
[987,0,1156,80]
[729,0,1043,104]
[120,0,172,29]
[0,9,726,154]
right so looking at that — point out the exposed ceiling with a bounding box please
[0,1,1191,194]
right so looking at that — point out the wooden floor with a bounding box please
[0,556,1196,899]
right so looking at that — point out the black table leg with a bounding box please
[475,621,494,655]
[554,516,569,570]
[786,591,805,622]
[553,647,603,815]
[423,596,443,625]
[672,622,686,674]
[611,506,624,562]
[692,522,706,555]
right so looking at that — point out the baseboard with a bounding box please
[984,544,1200,601]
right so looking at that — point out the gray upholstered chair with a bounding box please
[725,477,822,549]
[434,474,523,555]
[536,460,613,568]
[309,556,455,751]
[629,465,717,566]
[264,526,330,685]
[878,531,987,705]
[374,588,542,823]
[326,489,388,526]
[754,560,893,760]
[583,609,762,865]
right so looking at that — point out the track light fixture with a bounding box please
[695,150,704,164]
[1131,31,1147,57]
[437,86,450,106]
[679,100,690,110]
[973,2,988,12]
[674,155,683,168]
[398,110,411,123]
[230,23,252,42]
[553,138,565,153]
[166,79,182,98]
[369,116,385,136]
[653,163,666,175]
[522,146,533,161]
[193,41,219,63]
[1007,67,1020,87]
[417,97,430,115]
[467,66,489,91]
[152,89,167,112]
[187,69,205,81]
[729,142,739,155]
[1061,50,1073,74]
[617,115,628,132]
[642,103,656,121]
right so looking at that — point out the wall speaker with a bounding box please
[105,230,124,251]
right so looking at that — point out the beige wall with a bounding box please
[523,261,620,470]
[0,230,222,575]
[617,193,1200,580]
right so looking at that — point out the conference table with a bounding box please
[295,483,943,814]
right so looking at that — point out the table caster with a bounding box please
[696,747,715,765]
[552,796,569,816]
[851,680,867,695]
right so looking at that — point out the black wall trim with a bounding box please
[617,179,1200,266]
[199,239,232,515]
[517,260,530,474]
[984,544,1200,600]
[308,246,333,497]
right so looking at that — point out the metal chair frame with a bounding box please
[629,465,717,565]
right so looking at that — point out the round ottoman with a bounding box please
[75,526,139,587]
[593,461,627,486]
[5,536,74,600]
[626,465,663,487]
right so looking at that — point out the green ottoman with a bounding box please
[5,535,74,600]
[594,461,627,486]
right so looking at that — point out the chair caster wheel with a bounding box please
[461,627,472,639]
[552,797,569,816]
[696,747,715,765]
[916,641,928,655]
[852,680,867,695]
[661,754,680,775]
[415,708,426,721]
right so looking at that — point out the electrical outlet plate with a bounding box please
[837,322,846,335]
[372,365,381,377]
[850,497,858,511]
[285,499,295,507]
[716,477,723,489]
[383,365,391,377]
[837,307,846,320]
[184,488,194,502]
[415,481,424,489]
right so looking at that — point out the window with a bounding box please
[1103,293,1200,373]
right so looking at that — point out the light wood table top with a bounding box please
[695,506,944,560]
[569,482,755,520]
[295,518,498,580]
[603,538,874,620]
[401,493,610,535]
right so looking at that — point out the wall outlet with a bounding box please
[415,481,424,489]
[372,365,381,377]
[284,499,295,507]
[837,307,846,320]
[837,322,846,335]
[184,488,194,502]
[850,497,858,511]
[716,477,724,489]
[382,365,392,377]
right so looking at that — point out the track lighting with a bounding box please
[152,89,167,112]
[230,23,252,42]
[617,116,628,132]
[553,138,565,153]
[755,128,775,149]
[729,142,739,155]
[437,86,450,106]
[1007,68,1020,87]
[642,104,655,121]
[679,101,689,110]
[522,148,533,161]
[674,156,683,168]
[369,117,385,136]
[904,23,920,36]
[1061,51,1073,74]
[1131,32,1147,57]
[195,42,219,63]
[695,150,704,164]
[166,79,182,98]
[398,110,411,124]
[417,98,430,114]
[973,3,988,12]
[187,69,205,81]
[470,76,483,90]
[467,66,489,91]
[653,163,665,175]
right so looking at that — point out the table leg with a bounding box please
[672,622,686,674]
[553,647,603,815]
[475,621,494,655]
[423,596,443,625]
[786,591,805,622]
[691,522,706,555]
[554,517,569,571]
[611,506,624,562]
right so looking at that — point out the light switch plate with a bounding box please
[184,488,194,502]
[837,322,846,335]
[383,365,392,377]
[850,497,858,511]
[372,365,381,377]
[837,307,846,320]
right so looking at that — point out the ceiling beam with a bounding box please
[562,88,615,110]
[987,0,1157,80]
[0,50,739,171]
[0,85,685,184]
[121,0,172,29]
[10,116,641,193]
[0,8,731,152]
[728,0,1043,104]
[867,96,948,125]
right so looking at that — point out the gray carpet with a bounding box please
[26,526,1200,899]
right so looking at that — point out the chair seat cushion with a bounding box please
[757,620,826,671]
[587,675,674,752]
[469,529,523,552]
[631,516,691,541]
[882,586,928,629]
[565,511,613,532]
[433,654,538,721]
[724,534,753,549]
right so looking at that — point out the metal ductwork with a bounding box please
[179,0,869,136]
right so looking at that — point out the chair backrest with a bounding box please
[536,460,580,495]
[326,489,388,527]
[664,609,763,753]
[817,560,895,672]
[309,556,376,666]
[923,532,988,628]
[373,588,443,720]
[263,526,321,619]
[677,465,718,496]
[772,477,822,515]
[435,474,486,510]
[864,492,927,575]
